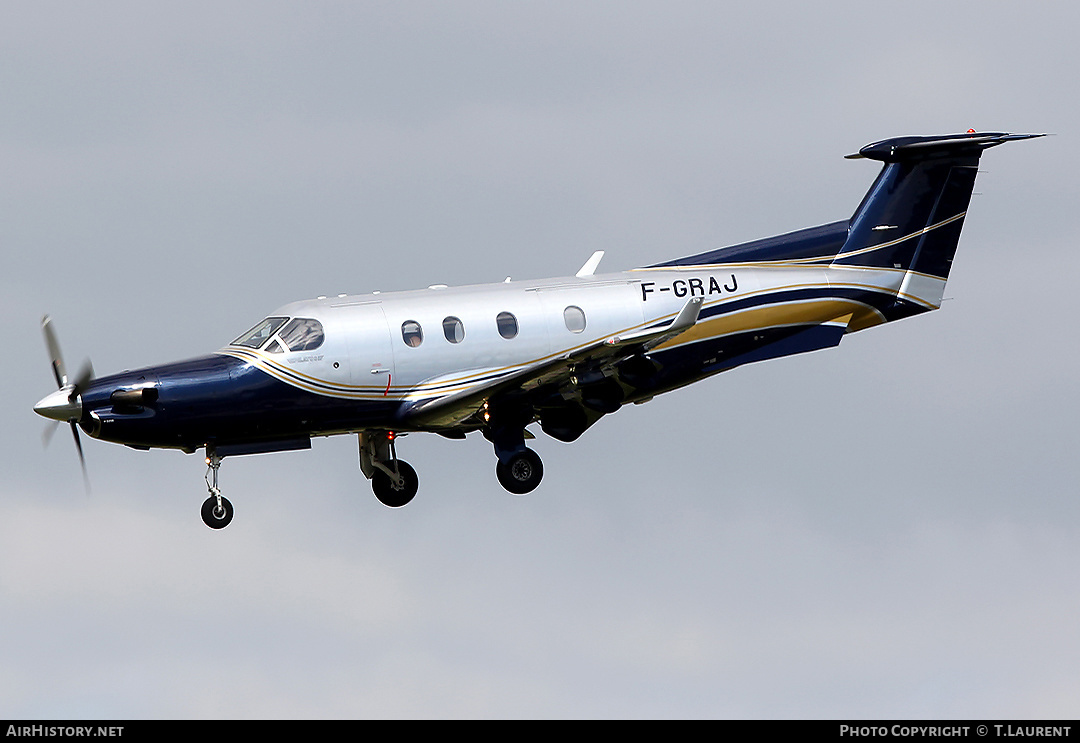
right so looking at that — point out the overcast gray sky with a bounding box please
[3,0,1078,719]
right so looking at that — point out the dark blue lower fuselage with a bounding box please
[79,355,400,452]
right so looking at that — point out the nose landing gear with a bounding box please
[201,452,234,529]
[359,431,419,507]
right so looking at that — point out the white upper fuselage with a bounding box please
[216,259,934,418]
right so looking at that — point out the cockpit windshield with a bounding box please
[230,316,325,352]
[231,317,288,348]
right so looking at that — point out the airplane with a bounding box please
[34,130,1043,529]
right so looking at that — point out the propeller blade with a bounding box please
[71,358,94,396]
[42,315,67,388]
[70,421,91,495]
[42,420,61,448]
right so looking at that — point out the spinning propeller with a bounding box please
[34,315,93,492]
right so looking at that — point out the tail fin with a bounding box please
[647,132,1042,280]
[833,131,1044,307]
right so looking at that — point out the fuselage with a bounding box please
[69,256,926,454]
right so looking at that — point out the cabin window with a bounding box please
[563,306,586,333]
[279,317,325,352]
[232,317,288,349]
[401,320,424,347]
[442,316,465,344]
[496,312,518,339]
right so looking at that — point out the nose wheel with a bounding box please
[371,460,419,507]
[201,494,234,529]
[201,452,234,529]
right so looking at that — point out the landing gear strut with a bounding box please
[359,431,419,507]
[201,451,234,529]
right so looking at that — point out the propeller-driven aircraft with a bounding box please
[34,131,1043,528]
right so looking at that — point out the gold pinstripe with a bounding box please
[829,211,966,262]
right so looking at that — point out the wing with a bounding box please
[401,297,704,430]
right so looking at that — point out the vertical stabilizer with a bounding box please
[834,132,1043,308]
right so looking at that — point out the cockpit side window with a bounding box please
[279,318,325,352]
[231,317,288,349]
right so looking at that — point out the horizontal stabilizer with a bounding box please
[845,132,1045,162]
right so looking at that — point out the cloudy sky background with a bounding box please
[2,1,1078,718]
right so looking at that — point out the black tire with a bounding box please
[371,460,419,508]
[201,495,234,529]
[496,449,544,495]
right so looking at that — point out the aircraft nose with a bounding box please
[34,388,82,422]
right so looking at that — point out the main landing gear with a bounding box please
[359,431,419,508]
[495,448,544,495]
[484,404,544,495]
[357,426,545,506]
[202,452,234,529]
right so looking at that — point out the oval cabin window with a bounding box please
[563,306,586,334]
[401,320,423,347]
[442,316,465,344]
[496,312,518,339]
